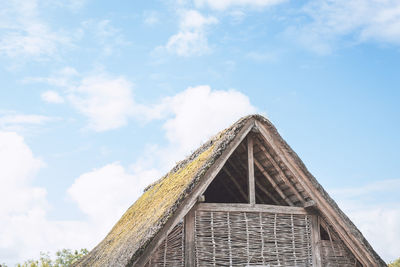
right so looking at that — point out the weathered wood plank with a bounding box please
[227,158,281,205]
[254,157,294,206]
[248,135,256,205]
[311,215,322,267]
[184,207,196,267]
[197,203,308,215]
[255,138,306,204]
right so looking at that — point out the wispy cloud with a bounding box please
[80,19,130,56]
[0,0,73,60]
[143,10,159,25]
[193,0,286,10]
[0,111,58,134]
[41,90,65,104]
[26,67,140,132]
[329,179,400,262]
[287,0,400,53]
[164,9,218,56]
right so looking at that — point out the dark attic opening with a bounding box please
[203,139,249,203]
[203,132,307,205]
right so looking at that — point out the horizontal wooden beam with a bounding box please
[197,203,308,215]
[254,120,375,266]
[255,138,306,204]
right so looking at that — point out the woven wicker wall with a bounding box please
[320,223,360,267]
[144,222,184,267]
[195,211,313,267]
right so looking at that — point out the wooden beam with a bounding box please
[197,203,308,215]
[247,135,255,204]
[311,215,322,267]
[255,138,306,204]
[228,158,281,205]
[133,119,255,266]
[304,200,317,214]
[254,120,375,266]
[222,167,248,202]
[254,157,294,206]
[184,207,196,267]
[255,179,281,205]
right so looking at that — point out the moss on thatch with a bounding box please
[76,114,386,267]
[75,116,251,267]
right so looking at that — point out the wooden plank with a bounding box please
[254,120,375,266]
[227,158,281,205]
[255,179,281,205]
[133,119,255,266]
[184,207,196,267]
[311,215,322,267]
[255,138,306,203]
[248,135,256,204]
[254,157,294,206]
[197,203,308,215]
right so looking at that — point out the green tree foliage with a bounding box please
[15,249,88,267]
[389,258,400,267]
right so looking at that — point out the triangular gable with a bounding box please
[77,115,385,267]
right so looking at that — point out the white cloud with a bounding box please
[162,86,256,152]
[289,0,400,53]
[164,10,217,56]
[41,90,64,103]
[179,9,218,30]
[0,131,46,262]
[246,51,279,62]
[140,85,257,169]
[0,0,72,59]
[331,179,400,262]
[1,86,257,265]
[0,111,57,133]
[166,31,210,56]
[80,19,129,56]
[68,163,161,231]
[346,205,400,263]
[194,0,286,10]
[68,74,136,132]
[143,11,159,25]
[0,131,107,265]
[27,68,137,132]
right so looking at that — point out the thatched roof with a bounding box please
[76,115,386,267]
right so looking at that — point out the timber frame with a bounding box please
[77,115,385,267]
[134,118,381,266]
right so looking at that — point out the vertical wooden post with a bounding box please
[311,215,322,267]
[184,207,196,267]
[247,135,256,205]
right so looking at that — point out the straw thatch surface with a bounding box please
[75,115,386,267]
[75,116,251,267]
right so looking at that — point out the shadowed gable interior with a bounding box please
[75,115,386,267]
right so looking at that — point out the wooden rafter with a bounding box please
[254,120,376,266]
[255,137,305,204]
[237,143,292,206]
[228,156,282,206]
[228,160,280,205]
[254,158,294,206]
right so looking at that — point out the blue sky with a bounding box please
[1,0,400,265]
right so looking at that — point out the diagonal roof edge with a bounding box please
[75,115,256,267]
[254,115,386,266]
[76,114,386,267]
